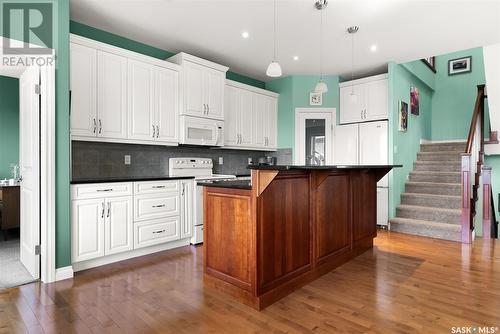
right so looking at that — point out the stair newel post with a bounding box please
[461,153,472,244]
[482,166,492,239]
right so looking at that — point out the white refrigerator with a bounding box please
[334,120,389,226]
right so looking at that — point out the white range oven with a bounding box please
[169,157,235,244]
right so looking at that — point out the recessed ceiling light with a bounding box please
[293,56,299,61]
[241,31,249,39]
[370,44,377,52]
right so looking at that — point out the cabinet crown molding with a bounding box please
[167,52,229,73]
[226,79,279,98]
[339,73,388,88]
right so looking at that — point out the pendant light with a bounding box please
[347,26,359,102]
[266,0,282,77]
[314,0,328,93]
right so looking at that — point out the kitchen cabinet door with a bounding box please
[128,60,154,141]
[359,121,388,187]
[104,196,133,256]
[266,96,278,149]
[239,89,254,146]
[339,85,365,124]
[70,43,97,137]
[97,50,128,139]
[224,85,240,146]
[72,199,105,262]
[180,180,194,239]
[155,66,179,143]
[334,124,359,165]
[205,68,225,120]
[365,80,388,121]
[252,94,266,148]
[184,61,205,117]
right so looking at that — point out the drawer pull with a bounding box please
[152,185,166,189]
[152,204,166,208]
[153,229,166,234]
[97,189,113,192]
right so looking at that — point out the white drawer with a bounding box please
[134,193,180,221]
[72,182,132,200]
[134,217,180,249]
[134,180,179,195]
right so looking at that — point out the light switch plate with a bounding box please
[124,155,131,165]
[218,157,223,165]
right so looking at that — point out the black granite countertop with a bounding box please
[71,176,195,184]
[247,164,402,170]
[199,179,252,190]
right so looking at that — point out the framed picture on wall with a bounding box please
[309,92,322,106]
[410,86,420,116]
[421,57,436,73]
[448,56,472,75]
[399,100,408,132]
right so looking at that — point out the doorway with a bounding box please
[295,108,336,165]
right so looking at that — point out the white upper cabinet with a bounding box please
[70,43,97,137]
[97,50,128,139]
[224,80,278,151]
[339,74,388,124]
[70,34,180,146]
[168,53,228,121]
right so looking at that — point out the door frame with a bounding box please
[294,108,336,165]
[0,38,56,283]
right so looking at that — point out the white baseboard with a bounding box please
[72,238,191,272]
[55,266,74,281]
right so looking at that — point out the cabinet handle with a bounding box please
[97,188,113,192]
[93,119,97,134]
[99,119,102,134]
[153,229,165,234]
[152,204,166,208]
[364,109,367,119]
[107,202,111,218]
[156,125,159,138]
[101,202,105,219]
[207,104,210,114]
[203,104,206,114]
[152,185,166,189]
[182,183,185,196]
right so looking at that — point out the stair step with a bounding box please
[413,160,461,172]
[401,193,462,209]
[417,151,461,161]
[405,181,461,196]
[420,142,466,152]
[389,218,462,242]
[396,204,461,224]
[409,171,461,183]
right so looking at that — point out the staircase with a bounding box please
[390,141,466,242]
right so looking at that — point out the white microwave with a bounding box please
[179,116,224,146]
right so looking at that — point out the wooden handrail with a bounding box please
[465,84,486,153]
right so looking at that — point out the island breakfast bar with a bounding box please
[203,165,398,310]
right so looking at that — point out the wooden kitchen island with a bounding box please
[202,165,397,310]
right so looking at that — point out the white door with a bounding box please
[252,94,266,147]
[239,89,253,146]
[377,188,389,226]
[128,60,154,141]
[72,199,105,262]
[104,196,133,256]
[295,109,335,165]
[340,85,365,124]
[180,180,194,239]
[184,61,205,117]
[155,67,179,143]
[97,51,127,139]
[19,66,41,278]
[365,80,388,121]
[224,85,240,146]
[70,43,97,137]
[334,124,359,165]
[205,68,224,120]
[359,121,388,187]
[265,96,278,149]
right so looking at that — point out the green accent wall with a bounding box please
[0,76,19,179]
[70,21,265,89]
[431,47,486,140]
[388,62,434,218]
[265,75,340,154]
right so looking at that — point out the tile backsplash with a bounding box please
[72,141,292,181]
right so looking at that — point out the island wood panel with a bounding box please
[315,173,351,262]
[204,187,254,291]
[352,171,377,242]
[257,172,311,293]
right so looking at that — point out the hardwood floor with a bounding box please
[1,231,499,333]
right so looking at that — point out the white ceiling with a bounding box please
[70,0,500,81]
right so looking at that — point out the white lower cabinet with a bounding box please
[105,196,133,256]
[134,217,180,249]
[180,179,194,239]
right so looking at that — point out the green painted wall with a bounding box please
[0,76,19,179]
[388,62,434,218]
[431,47,486,140]
[70,21,265,89]
[265,75,340,154]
